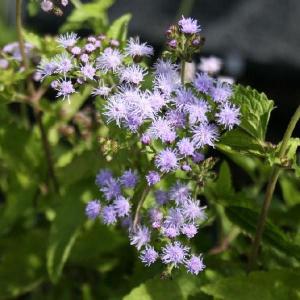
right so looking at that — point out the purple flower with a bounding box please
[139,246,158,266]
[161,241,190,267]
[173,88,196,111]
[120,169,138,188]
[185,100,209,125]
[154,74,180,96]
[165,110,186,129]
[146,171,160,186]
[125,37,153,58]
[120,87,154,121]
[130,226,151,250]
[216,102,240,130]
[56,32,78,48]
[141,133,151,145]
[101,205,117,225]
[149,208,163,228]
[104,95,128,126]
[41,0,53,12]
[61,0,68,6]
[181,199,206,222]
[154,59,178,77]
[164,208,185,229]
[161,225,180,238]
[71,46,81,55]
[194,72,214,94]
[55,79,75,102]
[95,169,113,188]
[169,182,190,205]
[178,16,201,34]
[192,152,205,163]
[53,53,73,75]
[168,39,177,48]
[113,196,131,217]
[148,117,176,143]
[181,223,198,238]
[177,138,195,157]
[85,43,96,53]
[87,36,97,43]
[100,178,121,201]
[147,90,166,113]
[80,53,89,63]
[185,254,205,275]
[96,48,123,73]
[80,63,96,80]
[182,163,192,172]
[37,59,57,80]
[192,123,219,148]
[155,148,178,173]
[119,65,147,85]
[85,200,101,219]
[210,82,233,103]
[92,83,111,98]
[154,190,169,205]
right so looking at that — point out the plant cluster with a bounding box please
[0,0,299,299]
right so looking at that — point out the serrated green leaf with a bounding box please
[107,14,132,42]
[124,274,204,300]
[225,206,300,260]
[201,269,300,300]
[232,85,274,140]
[218,128,266,156]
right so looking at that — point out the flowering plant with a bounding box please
[0,0,299,299]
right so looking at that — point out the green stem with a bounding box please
[248,105,300,270]
[16,0,28,70]
[16,0,59,194]
[180,60,186,84]
[133,185,151,230]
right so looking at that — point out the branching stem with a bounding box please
[248,104,300,270]
[16,0,59,194]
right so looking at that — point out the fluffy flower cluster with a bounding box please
[86,169,206,275]
[40,16,241,275]
[37,32,154,103]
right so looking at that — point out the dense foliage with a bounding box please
[0,0,299,299]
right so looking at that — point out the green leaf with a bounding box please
[47,181,93,283]
[0,230,46,299]
[60,0,115,32]
[107,14,132,42]
[232,85,274,140]
[201,269,300,300]
[218,85,274,156]
[225,206,300,260]
[124,274,203,300]
[279,175,300,207]
[218,128,266,156]
[215,161,233,196]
